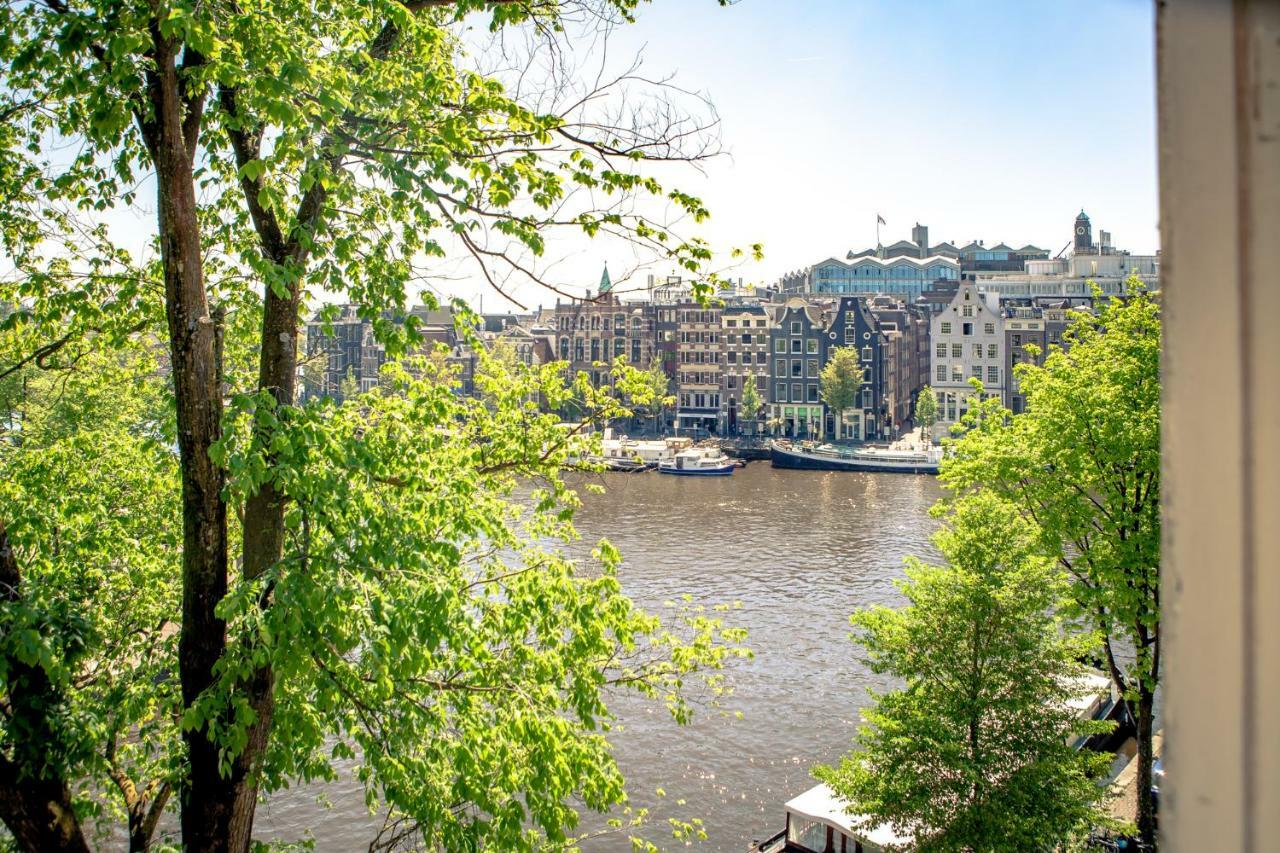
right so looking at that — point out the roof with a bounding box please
[785,784,912,849]
[599,264,613,294]
[820,255,960,271]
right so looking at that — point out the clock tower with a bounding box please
[1074,209,1092,252]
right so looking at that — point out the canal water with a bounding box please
[254,462,944,851]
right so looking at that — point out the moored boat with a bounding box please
[769,440,942,475]
[590,432,692,472]
[658,446,739,476]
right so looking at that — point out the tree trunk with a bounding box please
[143,31,236,853]
[0,763,90,853]
[1135,684,1157,849]
[0,525,91,852]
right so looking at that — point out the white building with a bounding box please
[929,281,1005,439]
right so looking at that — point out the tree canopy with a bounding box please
[819,347,861,438]
[0,1,750,849]
[939,286,1161,847]
[816,494,1114,852]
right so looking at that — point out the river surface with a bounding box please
[253,462,944,851]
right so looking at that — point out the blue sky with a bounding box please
[492,0,1159,305]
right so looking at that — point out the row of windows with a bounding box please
[678,371,720,386]
[724,318,769,328]
[775,382,821,404]
[678,350,719,364]
[936,342,1000,359]
[560,338,645,362]
[678,392,721,409]
[558,315,646,332]
[774,338,821,354]
[776,358,821,379]
[814,265,959,280]
[726,351,769,364]
[938,321,998,336]
[935,364,1001,384]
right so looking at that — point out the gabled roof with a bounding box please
[990,242,1015,252]
[1017,244,1045,253]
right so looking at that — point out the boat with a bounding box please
[769,440,942,474]
[749,783,909,853]
[658,446,739,476]
[589,431,691,472]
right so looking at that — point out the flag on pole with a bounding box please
[876,214,886,226]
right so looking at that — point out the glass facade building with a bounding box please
[807,257,960,299]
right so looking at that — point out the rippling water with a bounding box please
[255,463,944,851]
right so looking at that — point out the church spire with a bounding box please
[599,263,613,294]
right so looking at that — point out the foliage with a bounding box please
[819,347,862,439]
[739,377,763,432]
[0,0,751,848]
[914,385,938,440]
[816,495,1115,852]
[0,344,182,848]
[938,286,1161,846]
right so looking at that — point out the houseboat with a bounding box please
[591,432,691,472]
[750,783,908,853]
[770,441,942,475]
[657,446,739,476]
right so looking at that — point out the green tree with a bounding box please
[816,495,1114,851]
[820,346,862,441]
[0,1,745,849]
[739,377,763,436]
[940,286,1161,848]
[915,385,938,443]
[338,365,360,402]
[631,356,672,434]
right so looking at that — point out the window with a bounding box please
[791,339,802,353]
[631,340,640,362]
[987,366,999,384]
[775,358,785,377]
[963,306,974,317]
[987,343,997,358]
[972,365,982,378]
[936,364,947,382]
[741,333,752,344]
[791,359,803,377]
[862,346,873,362]
[792,383,802,402]
[862,389,872,408]
[806,338,818,354]
[776,382,786,401]
[775,338,786,353]
[941,321,952,334]
[972,343,982,359]
[807,384,819,403]
[952,365,963,382]
[790,321,801,334]
[806,358,818,376]
[727,351,737,364]
[727,320,737,327]
[936,343,947,358]
[951,343,962,358]
[726,334,736,344]
[963,322,973,336]
[726,376,736,389]
[984,322,995,335]
[757,352,768,364]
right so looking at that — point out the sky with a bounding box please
[460,0,1159,309]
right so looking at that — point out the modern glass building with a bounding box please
[783,255,960,300]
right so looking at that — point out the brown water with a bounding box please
[253,462,944,851]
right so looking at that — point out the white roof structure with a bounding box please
[785,783,912,850]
